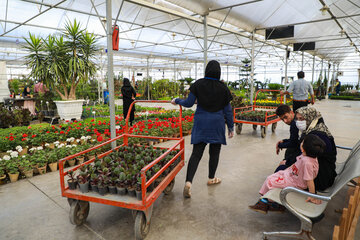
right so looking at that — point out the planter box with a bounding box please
[54,100,84,121]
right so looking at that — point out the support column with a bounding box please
[301,51,304,71]
[195,62,197,80]
[173,60,176,81]
[284,48,289,104]
[325,62,331,97]
[203,14,208,74]
[106,0,116,148]
[311,55,315,83]
[320,59,324,83]
[250,30,255,105]
[227,64,229,82]
[147,57,150,100]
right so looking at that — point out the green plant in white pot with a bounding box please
[24,19,99,120]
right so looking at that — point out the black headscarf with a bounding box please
[23,86,31,97]
[121,78,136,99]
[189,60,232,112]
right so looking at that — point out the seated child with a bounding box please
[249,134,325,214]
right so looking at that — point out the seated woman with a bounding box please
[295,106,337,191]
[249,134,326,214]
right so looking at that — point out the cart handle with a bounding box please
[124,100,183,139]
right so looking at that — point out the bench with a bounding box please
[261,140,360,240]
[332,183,360,240]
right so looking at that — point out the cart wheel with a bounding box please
[253,125,257,130]
[69,200,90,226]
[272,122,277,132]
[134,211,150,240]
[131,210,137,220]
[235,123,242,135]
[163,179,175,195]
[261,126,267,138]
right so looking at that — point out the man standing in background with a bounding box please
[281,71,314,112]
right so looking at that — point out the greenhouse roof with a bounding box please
[0,0,360,72]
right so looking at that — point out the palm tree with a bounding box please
[24,19,99,100]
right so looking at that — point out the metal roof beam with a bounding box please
[209,0,263,12]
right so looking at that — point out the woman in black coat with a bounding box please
[295,106,337,191]
[121,78,136,126]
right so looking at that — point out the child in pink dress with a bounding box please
[249,134,325,214]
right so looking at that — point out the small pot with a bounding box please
[77,157,84,165]
[37,165,47,175]
[79,182,89,193]
[108,186,117,194]
[67,159,76,167]
[23,169,34,178]
[8,172,19,183]
[98,186,108,196]
[19,148,28,156]
[127,187,136,197]
[135,190,142,201]
[48,162,58,172]
[90,184,98,192]
[0,174,6,185]
[32,165,39,174]
[117,187,126,195]
[67,180,77,190]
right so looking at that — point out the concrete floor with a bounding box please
[1,99,359,240]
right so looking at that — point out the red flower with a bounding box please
[97,135,103,142]
[78,123,82,126]
[91,119,95,122]
[22,133,28,138]
[160,128,164,132]
[55,131,58,133]
[66,120,69,123]
[74,120,77,123]
[22,138,26,141]
[32,134,36,138]
[46,131,50,133]
[87,129,91,132]
[28,126,32,129]
[60,131,64,134]
[9,136,14,141]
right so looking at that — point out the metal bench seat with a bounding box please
[261,140,360,239]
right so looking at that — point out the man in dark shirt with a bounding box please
[274,104,301,172]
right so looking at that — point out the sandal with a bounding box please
[249,200,269,214]
[207,177,221,185]
[183,182,191,198]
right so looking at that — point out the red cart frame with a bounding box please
[233,90,283,138]
[59,100,185,239]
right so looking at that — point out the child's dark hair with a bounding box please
[276,104,291,117]
[302,134,326,158]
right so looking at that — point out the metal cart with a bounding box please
[233,90,284,138]
[59,100,185,239]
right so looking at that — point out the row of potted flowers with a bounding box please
[0,109,194,154]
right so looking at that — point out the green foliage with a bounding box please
[267,83,283,90]
[24,19,99,100]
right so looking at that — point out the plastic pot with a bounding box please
[79,182,89,193]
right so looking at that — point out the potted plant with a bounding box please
[20,158,34,178]
[97,177,108,196]
[116,172,127,195]
[90,173,99,192]
[0,166,6,184]
[77,166,89,193]
[36,154,47,175]
[67,170,77,190]
[6,161,19,183]
[24,19,99,121]
[108,177,117,194]
[47,152,58,172]
[135,176,142,200]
